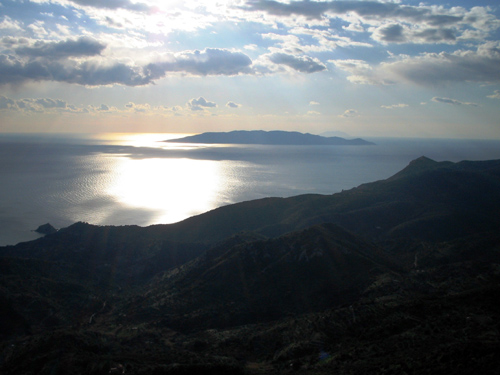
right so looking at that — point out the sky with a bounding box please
[0,0,499,138]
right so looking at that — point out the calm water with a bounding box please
[1,133,500,246]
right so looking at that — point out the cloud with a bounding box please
[244,1,464,26]
[188,97,217,111]
[332,42,500,86]
[34,98,67,108]
[243,1,498,47]
[0,95,16,109]
[487,90,500,99]
[268,52,326,73]
[382,42,500,86]
[0,95,89,113]
[381,103,408,109]
[339,109,357,118]
[0,47,254,87]
[431,97,479,107]
[226,101,241,108]
[372,24,406,43]
[309,101,319,105]
[145,48,253,78]
[15,37,106,59]
[67,0,153,13]
[0,16,23,31]
[125,102,151,113]
[372,23,457,44]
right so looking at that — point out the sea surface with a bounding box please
[1,133,500,246]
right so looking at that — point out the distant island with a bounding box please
[166,130,374,146]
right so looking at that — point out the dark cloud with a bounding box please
[385,42,500,86]
[15,37,106,59]
[97,104,110,111]
[0,54,151,86]
[244,0,463,25]
[375,24,406,43]
[414,28,456,43]
[373,24,456,44]
[226,101,241,108]
[0,47,252,87]
[432,97,479,106]
[34,98,67,108]
[188,97,217,111]
[68,0,153,12]
[269,52,326,73]
[146,49,253,78]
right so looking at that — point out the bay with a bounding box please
[1,132,500,246]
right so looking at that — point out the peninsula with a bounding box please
[166,130,374,145]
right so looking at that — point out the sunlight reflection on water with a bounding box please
[107,157,223,224]
[3,132,500,246]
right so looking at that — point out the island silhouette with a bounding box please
[166,130,374,145]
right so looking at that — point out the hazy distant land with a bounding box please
[166,130,375,145]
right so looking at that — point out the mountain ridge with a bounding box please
[1,156,499,374]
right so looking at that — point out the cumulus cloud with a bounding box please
[0,47,254,87]
[382,42,500,86]
[244,1,464,25]
[0,95,89,113]
[487,90,500,99]
[431,97,479,107]
[309,101,320,105]
[372,23,457,44]
[0,95,15,109]
[332,42,500,86]
[187,97,217,111]
[68,0,153,13]
[145,49,253,78]
[0,16,23,31]
[244,1,498,47]
[15,37,106,58]
[268,52,326,73]
[125,102,151,112]
[226,101,241,108]
[339,109,358,118]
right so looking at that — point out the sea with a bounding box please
[1,132,500,246]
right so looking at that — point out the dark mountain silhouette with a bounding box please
[166,130,374,145]
[122,223,397,331]
[1,156,499,374]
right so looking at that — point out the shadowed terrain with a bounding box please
[1,156,499,374]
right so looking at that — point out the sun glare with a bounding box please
[107,156,222,224]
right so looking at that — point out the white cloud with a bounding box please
[339,109,358,118]
[0,16,24,31]
[487,90,500,99]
